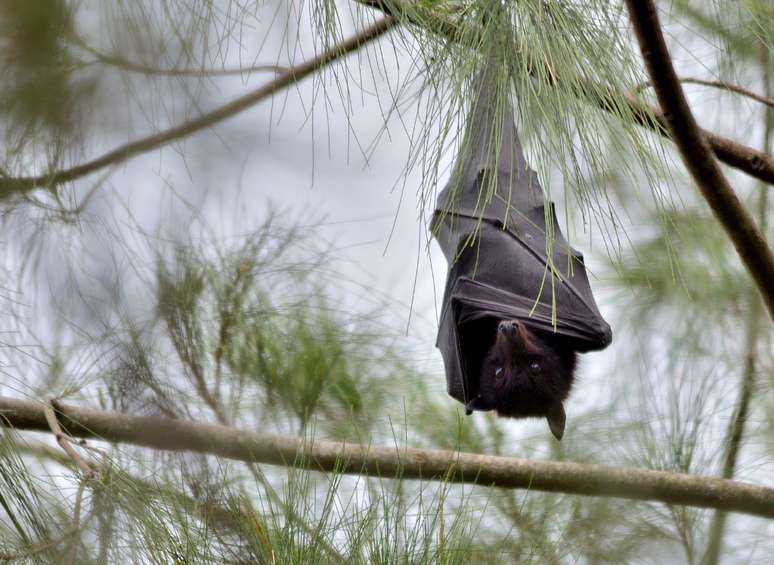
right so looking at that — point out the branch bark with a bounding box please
[1,396,772,519]
[0,17,396,201]
[636,77,774,110]
[43,399,97,479]
[624,0,774,320]
[354,0,774,186]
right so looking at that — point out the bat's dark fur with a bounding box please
[462,318,577,439]
[432,40,612,441]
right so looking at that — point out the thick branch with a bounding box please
[1,396,773,519]
[624,0,774,320]
[354,0,774,185]
[0,17,396,201]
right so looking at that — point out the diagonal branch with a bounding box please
[43,399,98,479]
[354,0,774,186]
[0,17,397,201]
[635,77,774,110]
[614,93,774,186]
[1,395,773,519]
[623,0,774,320]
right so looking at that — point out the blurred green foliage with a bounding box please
[0,0,95,151]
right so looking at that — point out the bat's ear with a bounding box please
[464,396,492,415]
[546,403,566,441]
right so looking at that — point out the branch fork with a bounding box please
[43,399,98,480]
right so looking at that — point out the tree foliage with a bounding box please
[0,0,771,563]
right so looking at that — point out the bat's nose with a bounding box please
[498,320,521,336]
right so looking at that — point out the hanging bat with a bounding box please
[431,46,612,441]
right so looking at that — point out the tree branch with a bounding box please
[635,77,774,110]
[43,399,97,479]
[1,395,772,519]
[624,0,774,320]
[354,0,774,186]
[618,93,774,185]
[0,17,397,201]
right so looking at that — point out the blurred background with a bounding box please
[0,1,771,563]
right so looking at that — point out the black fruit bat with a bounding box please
[431,44,612,441]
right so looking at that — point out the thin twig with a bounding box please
[1,396,772,519]
[704,307,762,563]
[704,43,772,565]
[635,77,774,109]
[0,17,397,200]
[65,481,86,565]
[43,400,97,479]
[74,37,290,77]
[624,0,774,320]
[354,0,774,185]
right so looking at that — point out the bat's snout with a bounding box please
[497,320,533,353]
[497,320,523,338]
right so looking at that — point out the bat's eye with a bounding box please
[529,361,541,373]
[494,367,504,378]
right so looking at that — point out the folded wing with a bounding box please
[432,48,612,405]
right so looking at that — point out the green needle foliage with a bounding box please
[0,434,51,548]
[389,0,664,244]
[109,217,403,440]
[0,216,490,563]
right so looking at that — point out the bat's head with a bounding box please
[465,319,577,440]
